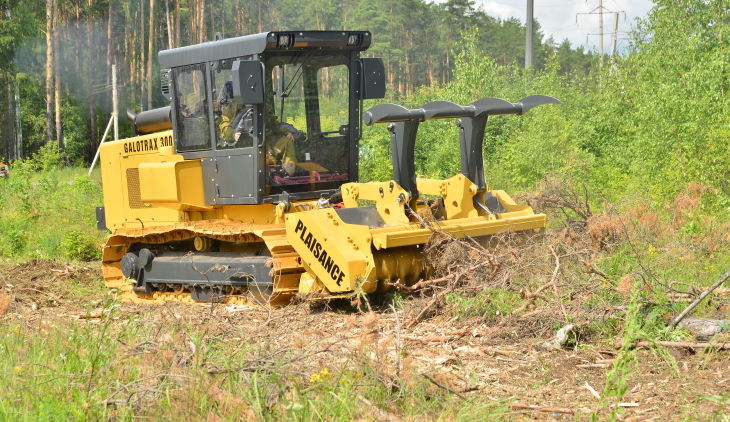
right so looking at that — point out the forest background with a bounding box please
[0,0,727,208]
[0,0,593,163]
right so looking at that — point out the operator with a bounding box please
[218,81,245,144]
[233,100,298,177]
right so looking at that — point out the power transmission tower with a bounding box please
[599,0,603,66]
[610,12,619,66]
[525,0,533,68]
[577,2,624,66]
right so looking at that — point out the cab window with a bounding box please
[210,58,254,149]
[173,64,211,151]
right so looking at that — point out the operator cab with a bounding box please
[158,31,385,206]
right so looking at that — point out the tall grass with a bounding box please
[0,145,104,262]
[0,301,510,421]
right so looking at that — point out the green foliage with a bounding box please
[593,282,642,421]
[0,158,105,261]
[61,229,100,261]
[362,1,729,208]
[0,226,26,256]
[446,289,520,320]
[1,0,600,165]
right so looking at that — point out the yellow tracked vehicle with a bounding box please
[97,31,560,305]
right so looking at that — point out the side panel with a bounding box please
[139,160,211,210]
[201,158,217,205]
[99,131,185,231]
[216,150,256,200]
[285,209,374,293]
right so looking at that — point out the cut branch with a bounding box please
[510,402,575,414]
[619,340,730,350]
[670,268,730,328]
[386,260,489,293]
[549,246,568,321]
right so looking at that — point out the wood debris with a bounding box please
[510,402,575,414]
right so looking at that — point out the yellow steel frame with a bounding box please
[101,131,544,301]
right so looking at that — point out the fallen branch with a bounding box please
[509,282,553,316]
[619,340,730,350]
[78,308,108,319]
[510,402,575,414]
[356,395,402,422]
[549,246,567,321]
[400,335,453,343]
[667,293,693,299]
[670,268,730,329]
[386,260,489,293]
[584,381,601,399]
[421,374,466,400]
[458,385,485,393]
[407,272,464,328]
[509,246,564,318]
[14,288,60,300]
[496,357,529,364]
[385,277,447,294]
[581,260,610,279]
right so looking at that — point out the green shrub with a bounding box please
[446,289,520,320]
[71,175,96,193]
[1,227,26,256]
[60,230,100,261]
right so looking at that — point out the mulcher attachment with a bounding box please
[364,95,562,206]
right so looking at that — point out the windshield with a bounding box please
[264,51,351,195]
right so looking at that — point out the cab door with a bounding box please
[203,58,262,205]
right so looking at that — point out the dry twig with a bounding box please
[407,272,464,328]
[548,246,567,321]
[385,260,489,293]
[357,395,401,422]
[670,268,730,328]
[581,260,610,279]
[510,402,575,414]
[421,373,466,400]
[622,340,730,350]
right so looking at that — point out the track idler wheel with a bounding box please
[121,253,139,278]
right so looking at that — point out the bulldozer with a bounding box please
[97,30,560,305]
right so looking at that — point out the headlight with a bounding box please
[277,34,294,48]
[347,34,363,46]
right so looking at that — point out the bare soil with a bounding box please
[1,259,728,420]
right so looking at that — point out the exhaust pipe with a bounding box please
[126,106,172,135]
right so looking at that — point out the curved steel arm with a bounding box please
[460,95,562,192]
[364,103,421,197]
[363,95,562,199]
[515,95,562,114]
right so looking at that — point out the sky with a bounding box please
[443,0,656,54]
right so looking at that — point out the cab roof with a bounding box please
[158,31,372,69]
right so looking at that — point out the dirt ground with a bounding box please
[1,259,729,421]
